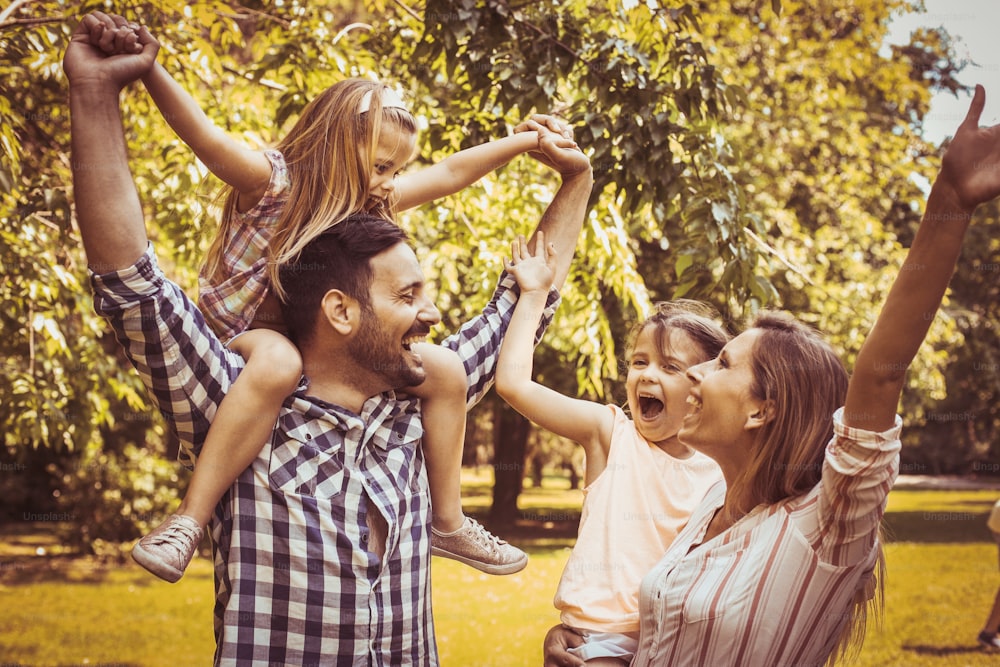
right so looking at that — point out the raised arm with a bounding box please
[65,11,157,271]
[496,235,614,470]
[845,85,1000,431]
[523,133,593,290]
[140,61,272,208]
[394,114,575,211]
[439,125,591,408]
[395,132,539,210]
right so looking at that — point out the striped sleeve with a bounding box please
[816,407,902,565]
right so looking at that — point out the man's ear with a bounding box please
[320,289,358,336]
[745,399,776,432]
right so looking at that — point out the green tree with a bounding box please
[8,0,977,547]
[0,3,171,543]
[375,0,771,523]
[4,0,767,537]
[915,196,1000,473]
[689,0,984,472]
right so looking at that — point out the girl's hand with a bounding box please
[537,131,591,178]
[85,15,143,55]
[515,115,583,173]
[514,124,589,178]
[515,114,573,141]
[505,232,556,295]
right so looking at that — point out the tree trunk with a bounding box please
[489,400,529,529]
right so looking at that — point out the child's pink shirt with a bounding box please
[554,404,723,634]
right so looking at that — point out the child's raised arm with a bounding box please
[394,115,574,211]
[140,59,272,210]
[496,234,615,479]
[845,85,1000,432]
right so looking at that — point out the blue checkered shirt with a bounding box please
[90,244,557,666]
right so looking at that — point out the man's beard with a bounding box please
[349,308,426,389]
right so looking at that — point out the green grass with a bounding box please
[2,478,999,666]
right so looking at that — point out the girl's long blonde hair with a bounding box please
[202,78,418,301]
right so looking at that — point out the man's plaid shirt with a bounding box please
[91,244,557,666]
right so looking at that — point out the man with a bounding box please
[64,12,592,666]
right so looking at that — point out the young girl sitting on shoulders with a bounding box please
[91,22,572,582]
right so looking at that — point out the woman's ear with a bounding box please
[745,400,776,431]
[320,289,358,336]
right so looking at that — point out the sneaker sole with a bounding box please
[131,544,184,583]
[430,546,528,575]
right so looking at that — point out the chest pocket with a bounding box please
[368,400,425,495]
[679,548,756,623]
[268,428,345,500]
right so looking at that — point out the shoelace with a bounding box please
[466,518,507,555]
[148,520,199,556]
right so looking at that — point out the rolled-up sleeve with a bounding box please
[441,271,560,409]
[91,243,244,468]
[817,407,902,565]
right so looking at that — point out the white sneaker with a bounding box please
[431,516,527,575]
[131,514,203,583]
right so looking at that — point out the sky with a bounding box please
[885,0,1000,144]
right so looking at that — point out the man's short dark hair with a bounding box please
[277,213,410,346]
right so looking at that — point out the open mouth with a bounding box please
[638,394,664,419]
[686,394,702,411]
[402,333,426,352]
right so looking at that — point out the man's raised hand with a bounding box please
[63,11,157,90]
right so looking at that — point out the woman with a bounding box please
[545,86,1000,667]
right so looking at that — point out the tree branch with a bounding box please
[0,0,35,26]
[223,3,293,29]
[393,0,422,22]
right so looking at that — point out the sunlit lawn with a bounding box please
[2,472,1000,666]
